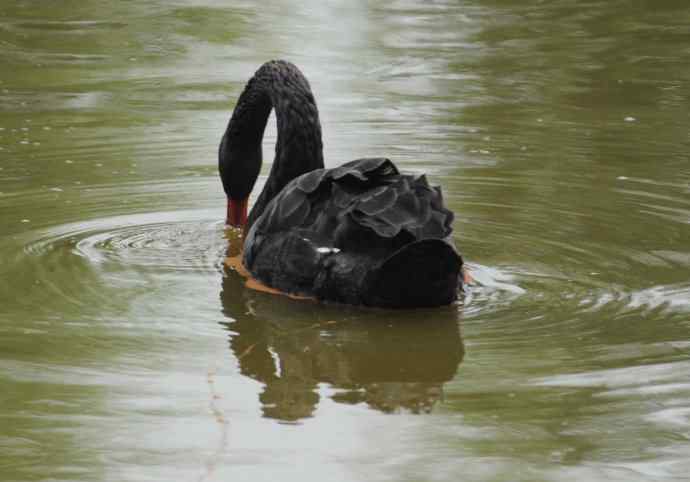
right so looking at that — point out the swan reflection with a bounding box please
[219,254,464,421]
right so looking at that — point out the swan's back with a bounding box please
[242,158,462,307]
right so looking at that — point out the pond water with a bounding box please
[1,1,689,481]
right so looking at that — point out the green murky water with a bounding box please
[2,1,689,481]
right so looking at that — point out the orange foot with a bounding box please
[224,255,314,301]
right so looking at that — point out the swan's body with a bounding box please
[219,60,463,307]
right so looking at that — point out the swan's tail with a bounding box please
[364,239,462,308]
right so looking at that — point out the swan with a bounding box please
[219,60,464,308]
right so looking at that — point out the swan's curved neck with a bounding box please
[219,60,324,228]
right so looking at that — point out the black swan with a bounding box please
[219,60,464,308]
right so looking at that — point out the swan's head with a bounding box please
[218,133,262,228]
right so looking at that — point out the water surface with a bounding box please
[1,1,690,481]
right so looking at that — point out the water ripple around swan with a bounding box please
[23,209,227,272]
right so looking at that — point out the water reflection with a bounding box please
[219,264,464,421]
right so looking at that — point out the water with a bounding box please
[1,1,689,480]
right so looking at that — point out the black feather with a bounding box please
[243,157,462,306]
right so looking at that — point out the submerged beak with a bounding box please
[226,197,249,228]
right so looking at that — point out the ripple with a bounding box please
[534,360,690,390]
[24,209,227,274]
[461,263,527,318]
[628,283,690,314]
[1,209,230,313]
[72,220,225,272]
[460,254,690,339]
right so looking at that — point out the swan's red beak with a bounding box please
[227,197,248,228]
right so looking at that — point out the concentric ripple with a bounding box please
[23,209,228,274]
[2,209,231,312]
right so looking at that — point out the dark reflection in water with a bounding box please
[219,268,463,421]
